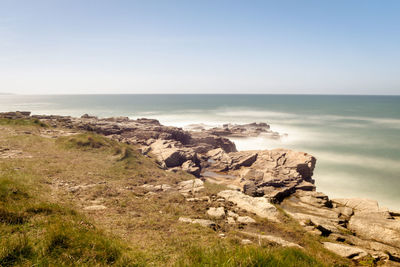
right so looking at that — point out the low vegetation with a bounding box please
[0,123,352,266]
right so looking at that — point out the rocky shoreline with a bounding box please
[2,111,400,265]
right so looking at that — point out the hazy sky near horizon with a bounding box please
[1,0,399,95]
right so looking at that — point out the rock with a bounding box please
[141,184,172,192]
[178,217,193,223]
[205,149,316,202]
[334,206,353,218]
[229,152,258,169]
[241,239,253,245]
[332,198,382,213]
[83,205,107,211]
[178,179,204,194]
[237,216,256,224]
[323,242,368,259]
[227,217,236,225]
[178,217,216,228]
[241,231,302,249]
[203,122,284,139]
[181,160,201,177]
[217,190,280,222]
[227,184,242,191]
[296,191,331,208]
[227,211,239,218]
[284,209,341,236]
[186,196,210,202]
[207,207,225,219]
[348,211,400,249]
[190,132,237,153]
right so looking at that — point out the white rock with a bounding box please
[241,239,253,245]
[207,207,225,219]
[217,190,280,222]
[178,217,216,228]
[178,179,204,193]
[227,211,239,218]
[227,217,236,225]
[241,231,302,249]
[83,205,107,211]
[237,216,256,224]
[323,242,368,259]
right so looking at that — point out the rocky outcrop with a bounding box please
[282,191,400,263]
[0,112,240,177]
[186,122,285,139]
[204,149,316,202]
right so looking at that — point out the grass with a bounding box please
[0,167,140,266]
[0,123,353,266]
[178,244,324,267]
[0,118,48,127]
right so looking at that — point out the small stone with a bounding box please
[83,205,107,211]
[207,207,225,219]
[241,239,253,245]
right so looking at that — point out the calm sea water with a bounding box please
[1,94,399,209]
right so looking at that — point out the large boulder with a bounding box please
[150,140,199,168]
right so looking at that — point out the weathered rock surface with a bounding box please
[207,207,225,219]
[205,149,316,202]
[83,205,107,211]
[178,217,216,228]
[237,216,256,224]
[217,190,280,222]
[282,191,400,263]
[178,179,204,195]
[241,231,302,249]
[186,122,285,139]
[323,242,368,259]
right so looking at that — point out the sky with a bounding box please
[0,0,399,95]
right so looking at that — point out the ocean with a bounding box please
[1,94,399,209]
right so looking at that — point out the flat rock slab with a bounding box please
[348,212,400,249]
[178,179,204,194]
[83,205,107,211]
[237,216,256,224]
[241,231,302,249]
[323,242,368,259]
[178,217,216,228]
[217,190,280,222]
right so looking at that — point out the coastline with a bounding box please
[1,111,400,265]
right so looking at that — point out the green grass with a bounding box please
[0,167,141,266]
[178,244,324,267]
[57,133,118,150]
[0,118,48,127]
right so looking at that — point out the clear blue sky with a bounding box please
[1,0,399,94]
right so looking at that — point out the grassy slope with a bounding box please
[0,120,352,266]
